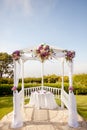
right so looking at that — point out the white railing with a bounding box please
[24,86,69,109]
[24,86,61,99]
[61,89,69,109]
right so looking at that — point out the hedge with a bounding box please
[0,82,87,96]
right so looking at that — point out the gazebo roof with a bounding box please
[12,44,75,62]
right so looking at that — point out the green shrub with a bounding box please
[0,74,87,96]
[0,84,13,96]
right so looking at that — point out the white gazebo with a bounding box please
[11,44,79,128]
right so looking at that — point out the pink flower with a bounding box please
[11,86,17,91]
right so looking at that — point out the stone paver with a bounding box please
[0,106,87,130]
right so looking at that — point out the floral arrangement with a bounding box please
[11,86,17,92]
[69,86,73,93]
[34,44,54,62]
[12,50,21,60]
[64,50,75,62]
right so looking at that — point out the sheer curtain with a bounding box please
[12,60,23,128]
[68,92,79,128]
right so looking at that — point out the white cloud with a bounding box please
[1,0,33,16]
[1,0,57,16]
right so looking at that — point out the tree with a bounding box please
[0,52,13,78]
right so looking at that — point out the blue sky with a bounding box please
[0,0,87,77]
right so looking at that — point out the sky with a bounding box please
[0,0,87,77]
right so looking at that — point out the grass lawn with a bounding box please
[0,96,13,120]
[76,95,87,121]
[0,95,87,120]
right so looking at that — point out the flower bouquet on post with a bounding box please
[69,86,74,93]
[63,50,75,62]
[11,86,17,93]
[34,44,54,62]
[12,50,21,61]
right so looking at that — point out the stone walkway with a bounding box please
[0,106,87,130]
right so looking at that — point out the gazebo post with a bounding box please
[11,60,23,128]
[68,61,79,128]
[61,59,64,109]
[21,59,24,108]
[68,61,73,87]
[41,62,44,90]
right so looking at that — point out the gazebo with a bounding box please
[11,44,79,128]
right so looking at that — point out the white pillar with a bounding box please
[68,61,79,128]
[21,60,24,107]
[68,61,73,87]
[41,62,44,90]
[62,59,64,90]
[61,59,64,109]
[11,60,23,128]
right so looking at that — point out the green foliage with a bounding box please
[73,74,87,95]
[0,77,13,84]
[0,84,13,96]
[0,52,13,78]
[0,74,87,96]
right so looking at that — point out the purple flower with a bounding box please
[69,86,74,93]
[13,50,20,56]
[64,50,75,62]
[12,50,20,60]
[35,44,53,62]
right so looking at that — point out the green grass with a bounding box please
[76,95,87,121]
[0,95,87,121]
[0,96,13,120]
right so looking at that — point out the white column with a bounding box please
[41,62,44,90]
[21,60,24,107]
[62,59,64,90]
[68,61,73,87]
[11,60,23,128]
[21,60,24,90]
[13,60,17,117]
[68,61,79,128]
[61,59,64,109]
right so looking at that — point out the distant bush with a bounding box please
[0,78,13,84]
[0,74,87,96]
[0,84,13,96]
[73,74,87,95]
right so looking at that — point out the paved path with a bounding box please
[0,106,87,130]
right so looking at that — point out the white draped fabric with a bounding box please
[13,60,21,87]
[29,90,58,109]
[68,62,79,128]
[68,92,79,128]
[12,60,23,128]
[11,91,23,128]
